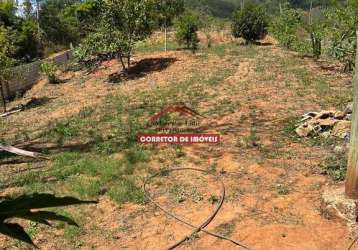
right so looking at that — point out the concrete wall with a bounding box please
[2,50,73,99]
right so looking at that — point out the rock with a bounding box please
[316,118,338,128]
[334,111,345,120]
[320,131,331,139]
[296,123,319,137]
[344,102,353,115]
[316,110,335,119]
[300,112,318,122]
[332,121,351,139]
[321,186,358,226]
[345,114,352,121]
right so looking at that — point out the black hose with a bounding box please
[143,167,251,250]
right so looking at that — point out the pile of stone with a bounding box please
[295,103,353,140]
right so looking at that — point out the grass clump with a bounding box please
[108,179,147,205]
[320,153,347,181]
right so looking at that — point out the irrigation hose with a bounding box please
[143,167,251,250]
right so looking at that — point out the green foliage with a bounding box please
[304,8,327,58]
[75,0,156,70]
[108,179,147,205]
[0,26,16,85]
[174,13,200,51]
[324,3,358,71]
[40,60,58,84]
[0,193,96,246]
[320,153,347,181]
[269,7,307,50]
[231,3,268,43]
[156,0,185,28]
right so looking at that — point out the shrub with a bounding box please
[231,4,268,43]
[269,7,309,53]
[40,60,58,84]
[324,4,358,71]
[174,13,200,52]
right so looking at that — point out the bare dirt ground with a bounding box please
[0,34,356,249]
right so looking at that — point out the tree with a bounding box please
[345,32,358,198]
[23,0,34,19]
[0,26,16,112]
[156,0,185,51]
[324,2,358,71]
[231,3,268,43]
[174,13,200,52]
[75,0,156,72]
[269,6,305,49]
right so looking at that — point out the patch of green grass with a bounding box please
[64,225,83,248]
[47,121,79,139]
[135,39,179,53]
[69,177,103,199]
[320,153,347,181]
[169,184,203,203]
[108,179,147,205]
[282,118,300,142]
[276,184,290,195]
[124,145,150,165]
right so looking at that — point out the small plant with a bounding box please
[40,60,58,84]
[174,13,200,52]
[232,3,268,43]
[320,153,347,181]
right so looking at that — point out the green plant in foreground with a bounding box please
[0,193,96,246]
[40,60,58,84]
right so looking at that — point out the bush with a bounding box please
[40,60,58,84]
[269,7,309,53]
[174,13,200,52]
[324,4,358,71]
[231,4,268,43]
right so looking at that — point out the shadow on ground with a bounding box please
[108,57,177,83]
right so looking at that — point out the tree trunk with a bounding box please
[0,82,6,113]
[345,31,358,198]
[118,53,127,73]
[164,25,167,52]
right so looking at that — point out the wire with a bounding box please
[143,167,251,250]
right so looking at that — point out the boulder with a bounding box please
[332,121,351,139]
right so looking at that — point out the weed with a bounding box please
[283,118,300,142]
[208,195,219,204]
[214,222,236,237]
[169,184,203,203]
[79,107,95,118]
[69,177,103,199]
[320,153,347,181]
[276,184,290,195]
[108,179,147,205]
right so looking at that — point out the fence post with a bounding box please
[345,31,358,198]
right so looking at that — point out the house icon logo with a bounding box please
[148,102,204,123]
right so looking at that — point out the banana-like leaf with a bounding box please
[0,222,36,247]
[0,193,97,216]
